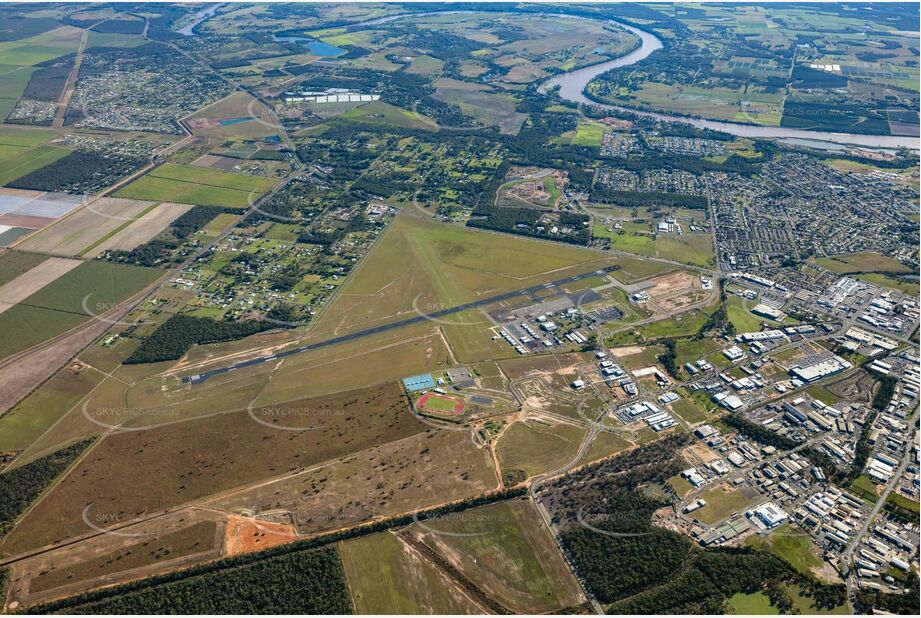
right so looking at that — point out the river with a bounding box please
[177,3,224,36]
[539,20,919,151]
[183,7,917,150]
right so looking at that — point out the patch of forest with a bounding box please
[123,314,281,364]
[6,150,145,194]
[0,439,94,538]
[536,433,845,613]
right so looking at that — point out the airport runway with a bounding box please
[184,265,620,384]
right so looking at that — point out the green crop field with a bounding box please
[570,120,607,147]
[0,125,57,148]
[115,163,276,208]
[0,144,71,187]
[0,250,48,286]
[0,261,160,360]
[149,163,277,193]
[0,65,37,114]
[22,260,162,315]
[0,304,86,360]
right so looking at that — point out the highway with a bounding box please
[184,264,623,384]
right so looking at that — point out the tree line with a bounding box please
[0,439,94,538]
[28,487,528,614]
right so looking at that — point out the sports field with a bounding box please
[114,163,276,209]
[415,391,465,418]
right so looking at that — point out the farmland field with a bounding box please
[0,260,158,359]
[0,250,48,286]
[20,259,161,315]
[114,163,276,208]
[432,78,526,134]
[16,198,157,256]
[0,145,71,187]
[0,256,82,312]
[86,202,192,256]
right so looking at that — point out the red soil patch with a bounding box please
[223,515,298,556]
[0,213,53,229]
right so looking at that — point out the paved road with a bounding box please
[185,265,622,384]
[843,408,918,604]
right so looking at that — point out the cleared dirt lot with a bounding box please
[0,256,82,314]
[16,197,155,256]
[223,515,298,557]
[88,202,192,256]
